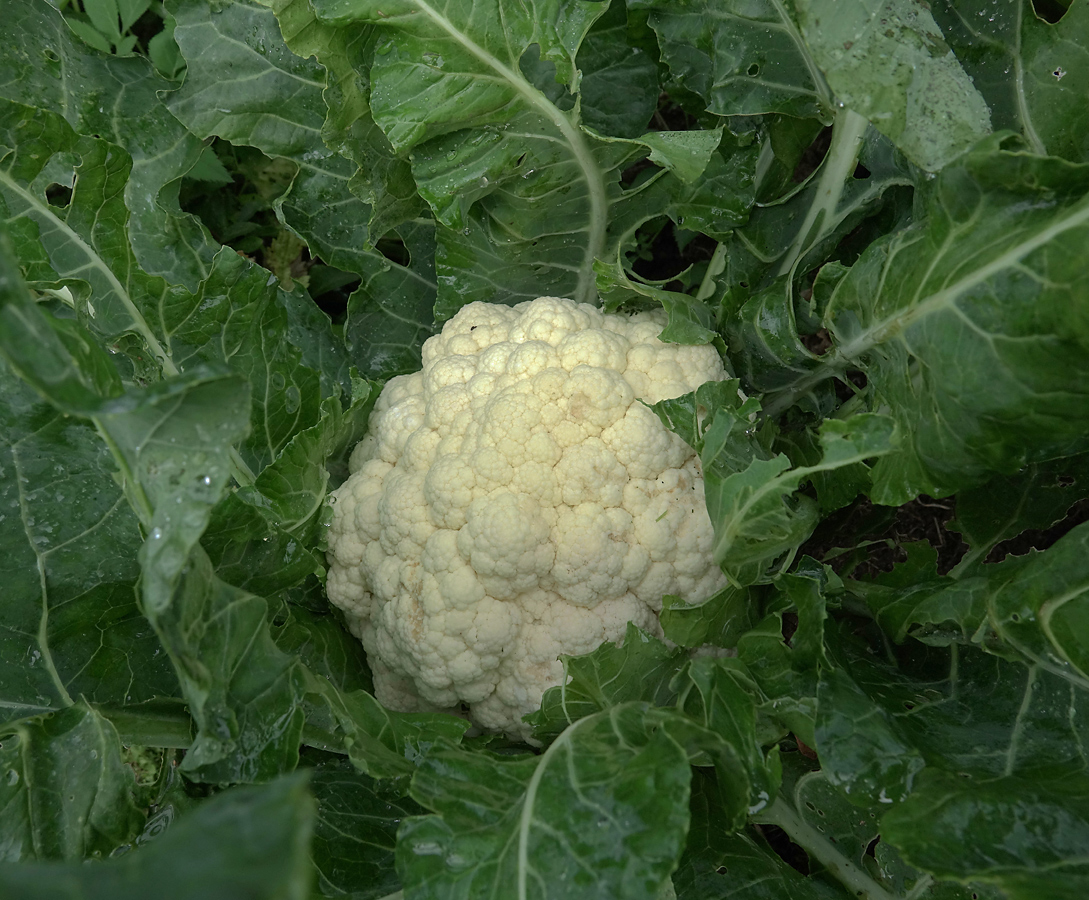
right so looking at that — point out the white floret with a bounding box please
[325,296,727,741]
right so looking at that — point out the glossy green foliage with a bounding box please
[1,0,1089,896]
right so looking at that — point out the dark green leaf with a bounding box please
[675,770,848,899]
[882,768,1089,900]
[783,139,1089,503]
[932,0,1089,163]
[659,584,756,649]
[0,704,145,861]
[577,4,659,139]
[0,774,316,899]
[630,0,833,119]
[308,754,424,899]
[949,453,1089,574]
[398,705,691,900]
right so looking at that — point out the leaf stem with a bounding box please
[754,797,898,900]
[775,108,869,279]
[697,242,727,301]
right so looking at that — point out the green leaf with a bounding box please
[307,754,424,899]
[721,115,913,301]
[1,0,216,289]
[84,0,122,44]
[882,768,1089,900]
[675,770,849,899]
[676,657,781,827]
[167,0,327,158]
[0,98,344,472]
[0,704,145,861]
[398,705,691,900]
[630,0,832,120]
[528,623,688,741]
[815,665,926,806]
[166,0,390,308]
[65,17,115,54]
[0,774,316,899]
[795,0,992,171]
[949,453,1089,574]
[117,0,151,32]
[0,239,178,718]
[703,411,896,583]
[779,138,1089,503]
[659,584,756,649]
[577,3,659,139]
[932,0,1089,163]
[596,256,719,345]
[310,678,468,783]
[343,221,438,379]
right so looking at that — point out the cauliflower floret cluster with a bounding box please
[325,296,727,739]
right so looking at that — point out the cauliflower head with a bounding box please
[325,296,728,739]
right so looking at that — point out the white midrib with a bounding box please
[515,714,596,900]
[10,436,75,709]
[408,0,607,304]
[1013,1,1047,155]
[832,197,1089,364]
[0,170,179,377]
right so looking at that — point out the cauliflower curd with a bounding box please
[325,296,728,739]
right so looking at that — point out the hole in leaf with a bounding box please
[715,866,728,875]
[1058,475,1076,487]
[854,163,871,179]
[46,183,72,208]
[1031,0,1070,23]
[1011,613,1021,622]
[865,837,880,858]
[986,497,1089,563]
[793,126,832,183]
[754,824,810,875]
[747,63,760,76]
[903,701,916,710]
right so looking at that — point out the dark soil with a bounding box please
[801,494,1089,579]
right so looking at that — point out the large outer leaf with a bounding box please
[397,705,691,900]
[527,623,687,742]
[0,260,310,783]
[882,769,1089,900]
[778,138,1089,504]
[166,0,375,268]
[948,452,1089,574]
[814,622,1089,897]
[932,0,1089,163]
[795,0,992,171]
[311,0,614,308]
[0,0,216,290]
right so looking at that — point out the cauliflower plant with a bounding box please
[325,296,728,739]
